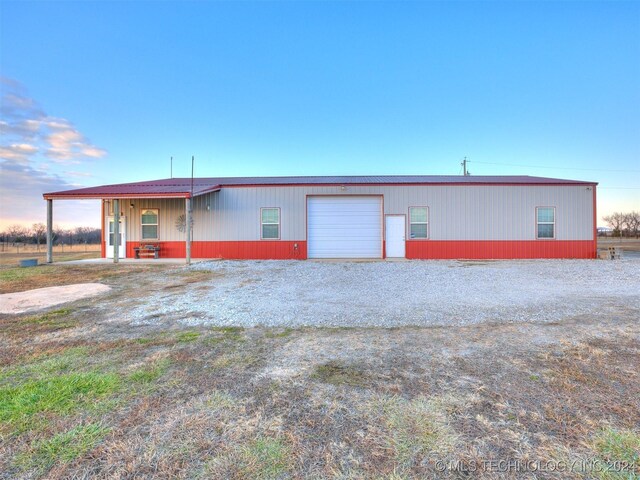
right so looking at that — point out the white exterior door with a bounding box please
[106,217,126,258]
[307,196,382,258]
[385,215,406,258]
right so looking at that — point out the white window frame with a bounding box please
[409,206,429,239]
[141,208,159,240]
[260,207,280,240]
[536,206,556,240]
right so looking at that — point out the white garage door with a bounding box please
[307,196,382,258]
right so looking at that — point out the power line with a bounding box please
[470,160,640,173]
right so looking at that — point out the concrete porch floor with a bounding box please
[57,258,219,265]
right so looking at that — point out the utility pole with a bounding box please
[170,156,173,178]
[186,156,194,265]
[461,157,471,176]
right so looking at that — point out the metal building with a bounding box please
[43,175,597,262]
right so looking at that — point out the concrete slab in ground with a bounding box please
[0,283,111,314]
[59,258,219,265]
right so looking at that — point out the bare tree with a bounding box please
[6,225,28,244]
[32,223,47,251]
[603,212,626,238]
[52,226,65,246]
[74,226,101,249]
[624,211,640,238]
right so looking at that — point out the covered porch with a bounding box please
[43,179,222,265]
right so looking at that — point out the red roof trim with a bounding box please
[43,186,221,200]
[221,182,597,188]
[43,192,192,200]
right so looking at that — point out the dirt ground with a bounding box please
[0,262,638,479]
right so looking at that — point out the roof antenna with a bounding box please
[170,156,173,179]
[461,156,471,176]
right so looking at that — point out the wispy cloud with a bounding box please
[0,77,106,228]
[0,77,107,164]
[0,156,96,228]
[0,143,39,162]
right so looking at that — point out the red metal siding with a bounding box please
[194,241,306,259]
[126,241,306,259]
[126,240,596,260]
[126,241,186,259]
[592,186,598,255]
[406,240,596,259]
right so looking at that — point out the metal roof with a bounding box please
[43,175,597,199]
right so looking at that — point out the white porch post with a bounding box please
[185,197,192,265]
[46,199,53,263]
[113,199,120,264]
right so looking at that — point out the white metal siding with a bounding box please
[110,184,594,243]
[307,196,382,258]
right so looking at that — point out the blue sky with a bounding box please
[1,0,638,228]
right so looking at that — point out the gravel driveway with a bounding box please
[121,259,640,328]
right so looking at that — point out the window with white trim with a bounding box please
[141,209,159,240]
[536,207,555,239]
[261,208,280,239]
[409,207,428,239]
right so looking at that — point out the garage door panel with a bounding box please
[307,196,382,258]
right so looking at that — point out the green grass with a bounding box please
[311,360,370,387]
[176,331,201,343]
[206,327,245,345]
[592,427,640,480]
[203,391,238,411]
[239,437,292,480]
[0,266,44,282]
[0,372,120,433]
[128,358,171,384]
[264,328,294,339]
[15,422,111,473]
[210,326,244,335]
[0,309,78,336]
[22,308,76,328]
[0,346,89,383]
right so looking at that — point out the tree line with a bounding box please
[602,211,640,238]
[0,224,101,250]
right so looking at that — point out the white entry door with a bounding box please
[106,217,126,258]
[385,215,406,258]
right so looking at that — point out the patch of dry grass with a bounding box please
[0,263,174,294]
[204,436,293,479]
[366,394,460,472]
[0,308,77,337]
[0,263,638,480]
[0,245,101,267]
[14,422,111,474]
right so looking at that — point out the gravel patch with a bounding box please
[119,258,640,328]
